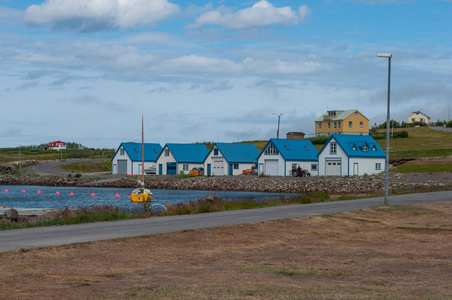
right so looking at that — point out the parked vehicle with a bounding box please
[291,165,310,177]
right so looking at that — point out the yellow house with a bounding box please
[315,109,369,137]
[408,111,430,124]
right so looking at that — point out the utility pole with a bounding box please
[273,113,283,139]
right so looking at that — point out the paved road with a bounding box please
[0,191,450,253]
[29,159,110,176]
[430,126,452,133]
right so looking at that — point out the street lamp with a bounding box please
[378,53,392,205]
[272,113,283,139]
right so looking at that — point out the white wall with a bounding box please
[318,138,348,176]
[257,153,285,176]
[111,146,132,174]
[348,157,385,176]
[155,147,176,175]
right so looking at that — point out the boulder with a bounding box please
[4,209,19,222]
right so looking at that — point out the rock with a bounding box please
[61,206,77,218]
[4,209,19,222]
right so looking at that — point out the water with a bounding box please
[0,186,297,210]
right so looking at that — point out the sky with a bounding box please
[0,0,451,148]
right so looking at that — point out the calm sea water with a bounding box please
[0,186,297,210]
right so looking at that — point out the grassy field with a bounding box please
[0,148,114,164]
[375,127,452,159]
[56,160,112,173]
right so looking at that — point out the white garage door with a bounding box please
[265,160,279,176]
[212,158,225,176]
[326,160,341,176]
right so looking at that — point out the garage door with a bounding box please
[117,160,128,175]
[212,158,224,176]
[265,160,279,176]
[326,160,341,176]
[167,163,177,175]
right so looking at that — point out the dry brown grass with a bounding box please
[0,201,451,299]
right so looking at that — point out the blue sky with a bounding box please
[0,0,451,148]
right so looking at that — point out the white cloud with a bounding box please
[191,0,310,29]
[24,0,180,32]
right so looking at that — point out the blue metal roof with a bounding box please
[165,143,209,163]
[260,139,318,161]
[209,143,259,163]
[317,134,386,158]
[112,143,162,162]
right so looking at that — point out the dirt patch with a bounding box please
[0,201,451,299]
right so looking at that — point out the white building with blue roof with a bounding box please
[156,143,209,175]
[317,134,385,176]
[257,139,319,176]
[111,142,162,175]
[203,143,259,176]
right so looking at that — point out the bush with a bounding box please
[308,136,329,145]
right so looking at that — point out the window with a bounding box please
[328,122,330,129]
[311,164,318,171]
[338,122,341,129]
[164,149,170,156]
[330,142,337,154]
[372,146,377,151]
[120,148,124,155]
[334,122,337,129]
[233,164,239,169]
[376,163,381,170]
[352,145,357,150]
[349,121,353,129]
[183,164,189,171]
[318,123,321,130]
[354,112,358,116]
[213,148,219,156]
[264,143,279,155]
[363,144,368,151]
[360,122,363,129]
[411,118,415,122]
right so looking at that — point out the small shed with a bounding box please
[317,134,385,176]
[203,143,259,176]
[257,139,319,176]
[286,132,306,139]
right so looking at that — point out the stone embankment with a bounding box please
[98,173,451,194]
[0,175,94,186]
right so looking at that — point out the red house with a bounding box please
[47,141,66,150]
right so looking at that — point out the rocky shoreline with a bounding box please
[1,172,451,194]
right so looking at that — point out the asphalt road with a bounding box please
[28,159,110,176]
[0,190,450,253]
[430,126,452,133]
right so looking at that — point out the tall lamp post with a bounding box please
[378,53,392,205]
[272,113,283,139]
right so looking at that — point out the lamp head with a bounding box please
[378,53,392,58]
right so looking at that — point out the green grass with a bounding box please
[391,163,452,173]
[375,127,452,159]
[57,160,112,173]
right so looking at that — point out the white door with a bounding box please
[326,160,341,176]
[265,159,279,176]
[353,163,358,176]
[212,158,225,176]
